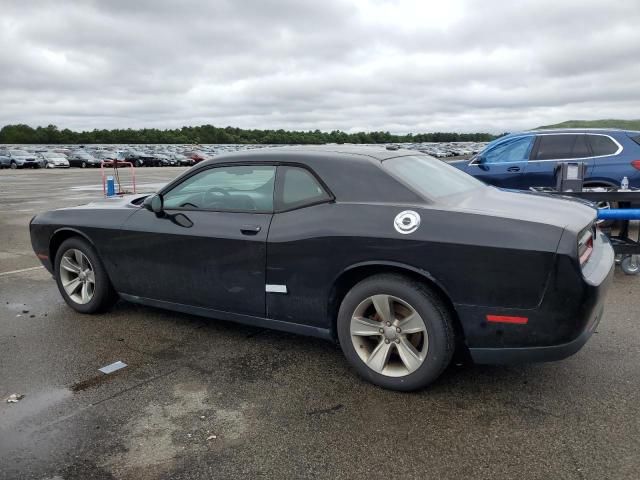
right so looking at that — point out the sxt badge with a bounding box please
[394,210,420,234]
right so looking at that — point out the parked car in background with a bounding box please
[450,129,640,190]
[30,146,613,391]
[0,150,11,168]
[183,150,208,163]
[68,151,102,168]
[93,150,117,163]
[153,153,177,166]
[39,152,70,169]
[5,149,43,169]
[170,153,196,166]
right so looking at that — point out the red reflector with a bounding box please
[631,160,640,170]
[486,315,528,325]
[36,253,49,260]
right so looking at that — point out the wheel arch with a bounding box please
[583,179,618,188]
[49,228,97,270]
[327,261,465,346]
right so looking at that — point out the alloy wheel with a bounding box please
[350,294,428,377]
[59,249,95,304]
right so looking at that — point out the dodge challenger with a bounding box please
[29,146,614,391]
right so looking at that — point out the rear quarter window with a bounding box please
[278,166,331,210]
[588,135,620,156]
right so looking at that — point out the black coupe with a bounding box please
[30,146,614,390]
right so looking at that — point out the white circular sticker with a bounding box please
[394,210,421,234]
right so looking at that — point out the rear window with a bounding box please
[631,135,640,146]
[588,135,620,156]
[383,155,483,199]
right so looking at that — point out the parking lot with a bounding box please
[1,168,639,479]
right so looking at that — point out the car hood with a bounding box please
[447,159,468,170]
[63,194,149,210]
[450,186,596,233]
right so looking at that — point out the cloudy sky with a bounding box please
[1,0,639,134]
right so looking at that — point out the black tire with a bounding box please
[81,161,87,168]
[54,237,117,314]
[10,161,17,169]
[337,274,455,391]
[621,255,639,275]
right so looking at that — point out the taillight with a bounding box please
[631,160,640,170]
[578,227,594,267]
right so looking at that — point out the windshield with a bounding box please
[383,155,484,200]
[10,150,29,156]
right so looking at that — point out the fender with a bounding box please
[335,260,454,300]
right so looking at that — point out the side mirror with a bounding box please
[143,194,164,214]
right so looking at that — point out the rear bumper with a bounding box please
[465,230,614,364]
[469,302,605,364]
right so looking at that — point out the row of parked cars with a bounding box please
[0,146,217,169]
[0,142,487,170]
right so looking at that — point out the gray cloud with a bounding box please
[1,0,639,133]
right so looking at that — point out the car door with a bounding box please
[265,165,335,327]
[465,136,534,189]
[588,133,627,185]
[524,134,594,187]
[114,164,276,317]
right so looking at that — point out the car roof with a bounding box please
[520,128,632,135]
[181,145,428,205]
[197,144,418,165]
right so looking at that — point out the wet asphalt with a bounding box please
[0,167,639,480]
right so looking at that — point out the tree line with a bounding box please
[0,124,497,145]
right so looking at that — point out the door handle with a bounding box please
[507,166,521,172]
[241,225,261,235]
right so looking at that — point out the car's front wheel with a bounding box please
[337,274,454,391]
[54,237,117,313]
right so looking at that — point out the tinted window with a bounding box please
[383,155,483,199]
[588,135,619,156]
[572,135,591,157]
[163,165,276,212]
[279,166,330,209]
[483,136,534,163]
[535,135,571,159]
[535,134,593,160]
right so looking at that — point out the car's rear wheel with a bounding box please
[54,237,117,313]
[337,274,454,391]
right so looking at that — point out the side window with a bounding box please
[483,136,534,164]
[163,165,276,212]
[588,135,619,156]
[535,134,590,160]
[278,166,331,210]
[571,135,591,158]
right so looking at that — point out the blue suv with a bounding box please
[450,129,640,189]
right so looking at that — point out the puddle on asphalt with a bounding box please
[1,388,71,428]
